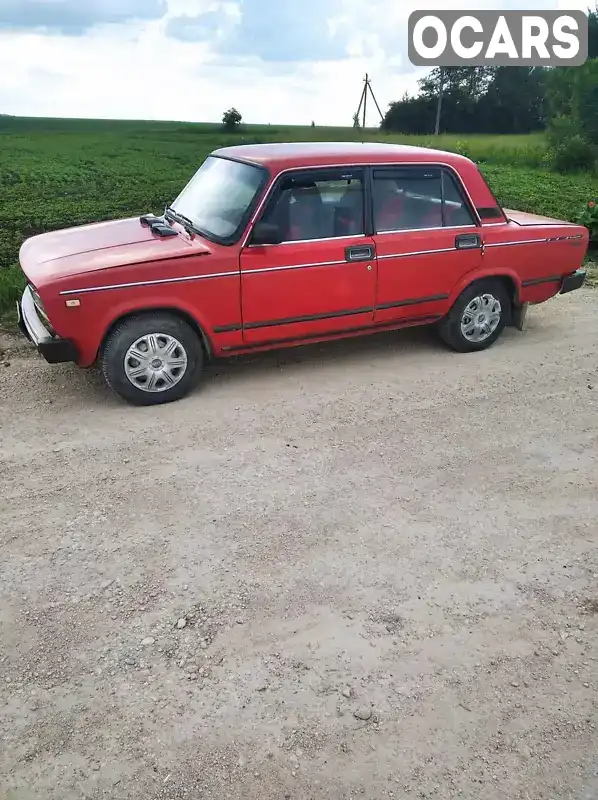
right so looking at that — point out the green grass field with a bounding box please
[0,116,595,318]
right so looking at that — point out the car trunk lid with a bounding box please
[503,208,575,227]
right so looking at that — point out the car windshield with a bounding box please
[170,156,265,242]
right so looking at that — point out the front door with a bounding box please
[240,168,377,345]
[371,165,483,326]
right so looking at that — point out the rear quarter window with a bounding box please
[475,168,507,222]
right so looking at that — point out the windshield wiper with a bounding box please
[164,207,200,235]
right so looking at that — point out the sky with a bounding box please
[0,0,591,125]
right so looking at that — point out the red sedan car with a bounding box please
[18,142,588,405]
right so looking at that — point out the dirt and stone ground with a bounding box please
[0,290,597,800]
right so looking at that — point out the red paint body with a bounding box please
[19,143,589,368]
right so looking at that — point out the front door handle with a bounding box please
[345,244,375,262]
[455,233,482,250]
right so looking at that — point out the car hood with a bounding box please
[19,216,211,285]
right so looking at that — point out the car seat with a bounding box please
[335,182,364,236]
[288,183,324,241]
[374,182,406,232]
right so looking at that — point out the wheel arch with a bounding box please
[448,269,521,312]
[99,306,214,360]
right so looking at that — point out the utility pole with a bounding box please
[354,74,385,128]
[434,67,445,135]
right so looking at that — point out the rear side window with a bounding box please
[373,167,476,233]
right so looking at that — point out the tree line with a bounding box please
[382,9,598,139]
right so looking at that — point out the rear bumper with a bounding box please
[560,268,586,295]
[18,286,78,364]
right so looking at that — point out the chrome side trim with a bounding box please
[59,270,238,296]
[246,234,366,248]
[248,223,480,243]
[378,247,456,260]
[59,232,575,296]
[376,224,477,236]
[485,238,548,248]
[59,260,353,296]
[243,259,347,275]
[21,286,52,344]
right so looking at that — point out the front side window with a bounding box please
[170,156,265,242]
[373,167,476,233]
[260,170,365,242]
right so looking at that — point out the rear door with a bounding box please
[240,168,377,345]
[372,165,483,326]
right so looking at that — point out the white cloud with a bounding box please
[0,0,167,34]
[0,0,416,125]
[0,0,588,126]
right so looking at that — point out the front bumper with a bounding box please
[18,286,78,364]
[560,268,586,295]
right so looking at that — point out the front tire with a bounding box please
[101,313,204,405]
[438,280,510,353]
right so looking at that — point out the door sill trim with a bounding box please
[222,314,441,352]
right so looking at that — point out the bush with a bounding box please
[546,114,597,174]
[573,59,598,145]
[551,134,597,174]
[452,139,472,159]
[0,264,26,321]
[546,114,579,147]
[576,199,598,241]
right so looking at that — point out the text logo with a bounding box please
[408,10,588,67]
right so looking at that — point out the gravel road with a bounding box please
[1,290,597,800]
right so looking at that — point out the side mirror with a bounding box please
[250,221,283,246]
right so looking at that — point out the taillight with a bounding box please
[29,285,54,332]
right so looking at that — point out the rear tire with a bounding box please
[438,280,510,353]
[101,313,204,405]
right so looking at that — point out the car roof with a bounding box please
[211,141,471,171]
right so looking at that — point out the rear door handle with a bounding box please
[455,233,482,250]
[345,244,375,262]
